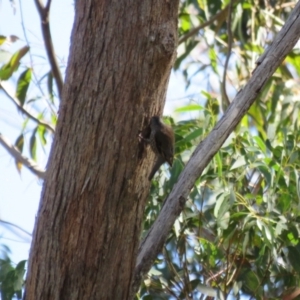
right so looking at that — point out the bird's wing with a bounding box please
[154,128,174,165]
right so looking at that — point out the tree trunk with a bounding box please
[24,0,178,299]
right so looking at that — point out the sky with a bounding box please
[0,0,74,264]
[0,0,203,265]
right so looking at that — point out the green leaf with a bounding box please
[0,46,30,80]
[16,68,32,105]
[14,260,26,291]
[240,269,260,293]
[267,124,276,141]
[230,156,246,170]
[214,192,227,218]
[218,211,230,229]
[15,134,24,153]
[30,128,37,160]
[47,71,54,103]
[262,223,273,242]
[15,260,26,272]
[275,220,287,236]
[214,190,235,227]
[233,281,242,296]
[256,219,263,231]
[253,136,266,153]
[37,125,47,146]
[175,104,204,112]
[179,13,192,32]
[208,48,218,74]
[181,128,203,143]
[215,152,223,178]
[14,134,25,174]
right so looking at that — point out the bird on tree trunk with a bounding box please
[139,116,175,180]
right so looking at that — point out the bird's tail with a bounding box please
[148,157,164,181]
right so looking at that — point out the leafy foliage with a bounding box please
[139,98,300,298]
[0,34,57,166]
[137,0,300,299]
[0,246,26,300]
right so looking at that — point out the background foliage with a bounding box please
[1,0,300,299]
[139,0,300,299]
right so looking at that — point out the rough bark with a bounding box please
[134,0,300,290]
[25,0,178,299]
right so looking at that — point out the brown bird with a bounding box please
[147,116,175,180]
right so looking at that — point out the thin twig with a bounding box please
[163,246,185,291]
[18,0,57,116]
[45,0,52,12]
[221,0,233,109]
[206,266,229,284]
[34,0,44,15]
[0,220,32,237]
[178,0,239,45]
[34,0,63,100]
[0,82,55,133]
[0,133,46,179]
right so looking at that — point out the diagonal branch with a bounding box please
[133,0,300,292]
[0,82,55,133]
[34,0,63,100]
[0,133,46,179]
[18,0,57,116]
